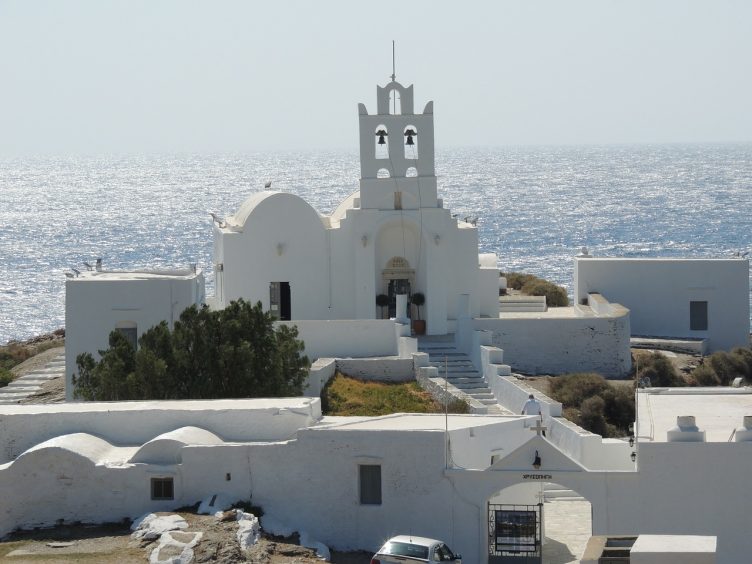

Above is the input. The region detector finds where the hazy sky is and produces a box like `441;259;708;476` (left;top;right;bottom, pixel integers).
1;1;750;154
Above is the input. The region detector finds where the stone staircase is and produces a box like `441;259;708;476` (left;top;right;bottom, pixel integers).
418;336;507;415
499;295;547;313
0;353;65;405
543;482;586;502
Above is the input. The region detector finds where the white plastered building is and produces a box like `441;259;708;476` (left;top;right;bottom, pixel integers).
575;256;750;353
213;79;500;334
65;267;205;400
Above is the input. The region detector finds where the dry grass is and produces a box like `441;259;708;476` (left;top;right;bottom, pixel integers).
322;373;468;416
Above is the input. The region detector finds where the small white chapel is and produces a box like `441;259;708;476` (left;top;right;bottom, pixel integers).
211;78;500;333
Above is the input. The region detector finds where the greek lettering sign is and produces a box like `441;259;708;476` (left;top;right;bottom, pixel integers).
522;473;552;480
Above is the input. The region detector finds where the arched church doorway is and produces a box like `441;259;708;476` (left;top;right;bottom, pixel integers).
488;482;592;564
382;256;415;318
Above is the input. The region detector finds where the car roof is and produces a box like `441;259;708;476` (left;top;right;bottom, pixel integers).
385;535;442;547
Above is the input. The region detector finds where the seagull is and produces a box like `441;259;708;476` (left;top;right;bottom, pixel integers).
265;180;272;189
83;261;93;270
64;272;74;278
470;217;478;226
463;216;470;223
209;212;227;228
72;268;81;276
742;251;750;258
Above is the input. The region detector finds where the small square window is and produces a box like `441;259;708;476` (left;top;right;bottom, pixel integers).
359;464;382;505
151;477;174;500
690;301;708;331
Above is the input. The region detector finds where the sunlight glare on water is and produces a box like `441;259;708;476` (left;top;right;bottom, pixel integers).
1;144;750;344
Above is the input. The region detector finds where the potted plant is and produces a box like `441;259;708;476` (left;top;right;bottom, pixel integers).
410;292;426;335
376;294;389;319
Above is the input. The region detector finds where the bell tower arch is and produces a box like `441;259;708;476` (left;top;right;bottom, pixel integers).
357;78;438;210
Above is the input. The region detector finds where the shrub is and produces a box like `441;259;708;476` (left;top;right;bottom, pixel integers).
75;299;309;401
635;351;684;387
0;369;13;388
707;351;747;385
731;347;752;380
579;396;616;438
690;364;721;386
549;373;609;407
600;385;636;434
501;272;569;306
520;279;569;307
550;373;634;437
502;272;537;290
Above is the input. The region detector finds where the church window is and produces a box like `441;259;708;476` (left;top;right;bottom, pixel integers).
359;464;382;505
394;191;402;210
404;126;418;159
405;166;417;178
690;301;708;331
151;477;174;500
375;125;389;159
377;168;391;179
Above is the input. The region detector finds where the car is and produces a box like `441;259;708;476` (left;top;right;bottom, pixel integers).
370;535;462;563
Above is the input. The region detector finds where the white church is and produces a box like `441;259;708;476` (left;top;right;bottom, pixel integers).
3;76;751;563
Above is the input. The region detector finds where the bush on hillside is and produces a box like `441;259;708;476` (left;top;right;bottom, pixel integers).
707;351;748;385
579;396;617;438
635;351;685;387
549;373;610;407
503;272;537;290
520;279;569;307
0;369;12;388
549;372;634;437
690;364;721;387
74;299;309;401
501;272;569;306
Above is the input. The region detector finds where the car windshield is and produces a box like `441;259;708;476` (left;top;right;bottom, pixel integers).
381;541;429;559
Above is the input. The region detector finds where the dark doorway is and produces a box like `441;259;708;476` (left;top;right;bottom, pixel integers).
387;279;411;318
270;281;291;321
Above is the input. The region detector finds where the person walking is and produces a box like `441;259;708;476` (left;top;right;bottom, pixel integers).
521;393;542;416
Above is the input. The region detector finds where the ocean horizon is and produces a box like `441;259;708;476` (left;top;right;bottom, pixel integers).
1;143;751;346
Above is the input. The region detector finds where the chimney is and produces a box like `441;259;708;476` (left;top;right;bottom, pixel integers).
734;416;752;442
95;258;102;272
667;416;706;442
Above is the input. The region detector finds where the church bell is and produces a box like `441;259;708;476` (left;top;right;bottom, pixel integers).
376;130;388;145
404;128;415;145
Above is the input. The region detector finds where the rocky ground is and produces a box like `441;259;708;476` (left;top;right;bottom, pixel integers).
0;512;373;563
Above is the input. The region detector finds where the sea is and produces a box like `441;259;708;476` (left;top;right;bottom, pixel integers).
1;144;751;346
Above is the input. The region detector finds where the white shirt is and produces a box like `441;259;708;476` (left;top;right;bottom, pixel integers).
522;398;541;415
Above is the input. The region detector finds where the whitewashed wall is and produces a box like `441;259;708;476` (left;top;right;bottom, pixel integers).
65;272;204;401
0;399;320;464
575;257;750;352
473;307;632;377
277;319;400;359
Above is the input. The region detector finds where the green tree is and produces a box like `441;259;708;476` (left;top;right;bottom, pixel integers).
74;299;309;401
74;330;138;401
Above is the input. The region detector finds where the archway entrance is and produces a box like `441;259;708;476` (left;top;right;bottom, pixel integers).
487;482;592;564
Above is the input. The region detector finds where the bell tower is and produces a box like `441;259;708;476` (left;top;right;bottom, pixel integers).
357;79;438;210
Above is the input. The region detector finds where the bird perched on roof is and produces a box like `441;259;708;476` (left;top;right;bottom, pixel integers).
83;261;93;271
72;268;81;276
64;272;74;278
265;180;272;189
209;212;227;228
